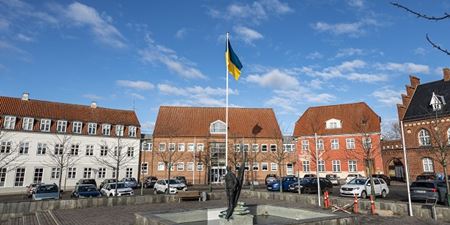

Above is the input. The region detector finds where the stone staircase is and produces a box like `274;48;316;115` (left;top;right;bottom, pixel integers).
0;211;59;225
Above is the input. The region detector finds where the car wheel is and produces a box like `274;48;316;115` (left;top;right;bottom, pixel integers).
361;191;367;199
381;190;387;198
109;193;113;197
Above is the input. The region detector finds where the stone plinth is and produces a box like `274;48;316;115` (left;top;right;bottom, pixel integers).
219;214;254;225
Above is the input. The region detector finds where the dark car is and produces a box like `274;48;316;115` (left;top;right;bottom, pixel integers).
325;174;340;186
289;178;333;194
410;180;448;205
143;176;158;188
26;183;40;198
76;179;97;188
99;179;117;189
372;174;391;186
303;174;317;178
121;177;139;189
267;176;298;192
265;174;278;185
416;173;436;181
175;176;187;185
71;184;102;198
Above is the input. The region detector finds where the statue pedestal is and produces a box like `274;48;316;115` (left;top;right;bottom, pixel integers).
219;214;254;225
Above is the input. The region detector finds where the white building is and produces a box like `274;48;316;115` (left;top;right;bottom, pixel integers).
0;93;140;191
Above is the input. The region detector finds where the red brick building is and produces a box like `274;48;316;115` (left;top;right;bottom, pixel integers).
382;68;450;180
141;106;292;185
293;102;383;179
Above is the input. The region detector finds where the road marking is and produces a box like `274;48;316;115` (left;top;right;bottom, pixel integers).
48;210;61;225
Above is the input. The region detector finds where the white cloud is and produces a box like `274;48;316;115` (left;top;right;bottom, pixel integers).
306;51;323;60
116;80;154;90
372;87;402;105
82;94;103;100
175;28;187;39
63;2;126;48
311;18;378;37
139;36;206;79
413;47;426;56
347;0;364;8
335;48;364;58
246;69;299;90
16;33;34;42
233;25;263;45
347;72;387;82
376;62;430;74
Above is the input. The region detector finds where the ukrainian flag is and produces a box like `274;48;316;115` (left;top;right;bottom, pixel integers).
225;39;243;80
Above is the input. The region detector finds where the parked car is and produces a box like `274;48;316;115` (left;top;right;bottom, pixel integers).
99;179;117;189
303;174;317;178
175;176;187;185
121;177;139;189
340;178;389;199
100;182;134;197
326;174;340;186
345;174;364;184
153;179;184;194
143;176;158;188
289;178;333;193
71;184;102;198
410;180;448;205
372;174;391;186
416;173;436;181
32;183;60;201
267;176;298;192
76;179;97;188
265;174;278;185
26;183;40;198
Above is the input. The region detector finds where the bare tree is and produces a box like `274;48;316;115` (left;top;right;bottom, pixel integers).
382;121;401;140
92;137;137;196
263;138;291;193
155;137;187;194
391;2;450;56
194;137;213;189
0;130;24;172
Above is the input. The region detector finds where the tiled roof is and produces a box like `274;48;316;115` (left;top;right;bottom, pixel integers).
0;96;140;126
153;106;282;138
403;79;450;121
293;102;381;136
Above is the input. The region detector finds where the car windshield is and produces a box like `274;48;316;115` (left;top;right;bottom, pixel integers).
411;182;435;188
36;185;58;193
348;178;367;185
79;185;97;192
168;180;180;184
109;183;126;189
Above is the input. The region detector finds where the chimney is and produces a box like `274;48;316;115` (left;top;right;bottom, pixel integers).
444;68;450;82
409;75;420;88
21;92;29;101
90;101;97;109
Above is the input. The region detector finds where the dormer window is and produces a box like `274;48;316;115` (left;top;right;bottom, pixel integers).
40;119;51;132
3;116;16;129
73;121;82;134
128;126;137;137
22;117;34;131
115;125;124;137
326;119;342;129
88;123;97;135
430;92;446;111
102;124;111;136
210;120;226;134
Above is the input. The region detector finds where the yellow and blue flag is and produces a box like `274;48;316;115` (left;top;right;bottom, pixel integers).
225;39;243;80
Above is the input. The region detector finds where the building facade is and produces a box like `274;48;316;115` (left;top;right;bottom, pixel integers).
0;93;140;190
141;106;293;185
293;102;383;178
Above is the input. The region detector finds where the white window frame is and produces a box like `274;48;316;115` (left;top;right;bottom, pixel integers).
22;117;34;131
68;167;76;179
187;143;195;151
318;160;325;172
83;168;92;179
418;129;431;146
271;163;278;171
346;138;355;149
178;143;185;151
115;125;124;137
159;143;166;151
0;168;6;187
261;144;268;152
303;160;310;172
331;139;339;150
187;162;194;171
301;140;309;151
51;167;60;179
197;143;204;151
0;141;12;153
98;168;106;179
127;147;134;157
326;119;342;129
102;124;111;136
363;137;372;149
252;144;259;152
33;168;44;183
3;116;16;129
243;144;249;152
37;143;47;155
40;119;51;132
57;120;67;133
70;144;79;155
128;126;137;137
348;160;357;172
19;142;29;154
73;121;83;134
141;163;148;174
88;123;97;135
177;162;185;171
332;160;341;172
157;162;165;171
270;144;277;152
422;158;434;172
261;162;268;171
100;145;108;156
209;120;226;134
85;145;94;156
126;168;133;178
169;143;176;151
317;139;324;151
197;162;203;171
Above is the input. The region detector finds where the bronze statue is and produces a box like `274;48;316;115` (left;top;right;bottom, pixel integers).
224;153;246;220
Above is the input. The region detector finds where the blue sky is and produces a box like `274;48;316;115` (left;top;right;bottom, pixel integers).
0;0;449;134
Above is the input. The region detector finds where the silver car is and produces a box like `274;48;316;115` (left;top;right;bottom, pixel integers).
32;184;60;201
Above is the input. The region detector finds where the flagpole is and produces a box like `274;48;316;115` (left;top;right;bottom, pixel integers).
400;121;413;216
225;32;229;170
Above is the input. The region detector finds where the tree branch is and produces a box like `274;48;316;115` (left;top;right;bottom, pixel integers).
391;2;450;21
426;34;450;56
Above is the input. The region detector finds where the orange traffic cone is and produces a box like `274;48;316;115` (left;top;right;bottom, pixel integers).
370;195;376;215
353;193;359;214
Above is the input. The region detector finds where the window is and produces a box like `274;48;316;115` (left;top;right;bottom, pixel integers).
332;160;341;172
261;144;268;152
3;116;16;129
102;124;111;136
243;144;249;152
252;144;259;152
98;168;106;178
19;142;29;154
114;146;122;156
346;138;355;149
422;158;434;172
127;147;134;157
33;168;43;183
270;144;277;152
54;144;63;155
88;123;97;135
177;162;185;171
286;163;293;175
159;143;166;151
271;163;278;171
317;139;324;151
348;160;357;172
301;140;309;151
157;162;165;171
115;125;124;136
210;120;226;134
234;144;240;152
303;160;310;172
141;163;148;174
57;120;67;133
142;142;152;151
318;160;325;172
40;119;51;132
331;139;339;150
128;126;137;137
418;129;431;146
363;137;372;149
112;170;116;179
252;162;259;171
70;144;79;155
178;143;185;151
14;168;25;186
0;168;6;187
100;145;108;156
51;168;60;179
197;162;203;171
126;168;133;178
73;121;82;134
169;143;176;151
68;168;76;179
83;168;92;178
85;145;94;156
187;143;195;151
37;143;47;155
187;162;194;171
326;119;341;129
22;117;34;131
284;144;294;152
261;162;268;171
197;143;204;151
0;141;11;153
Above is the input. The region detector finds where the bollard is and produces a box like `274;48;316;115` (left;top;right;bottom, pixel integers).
323;191;329;208
370;195;376;215
353;193;358;214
